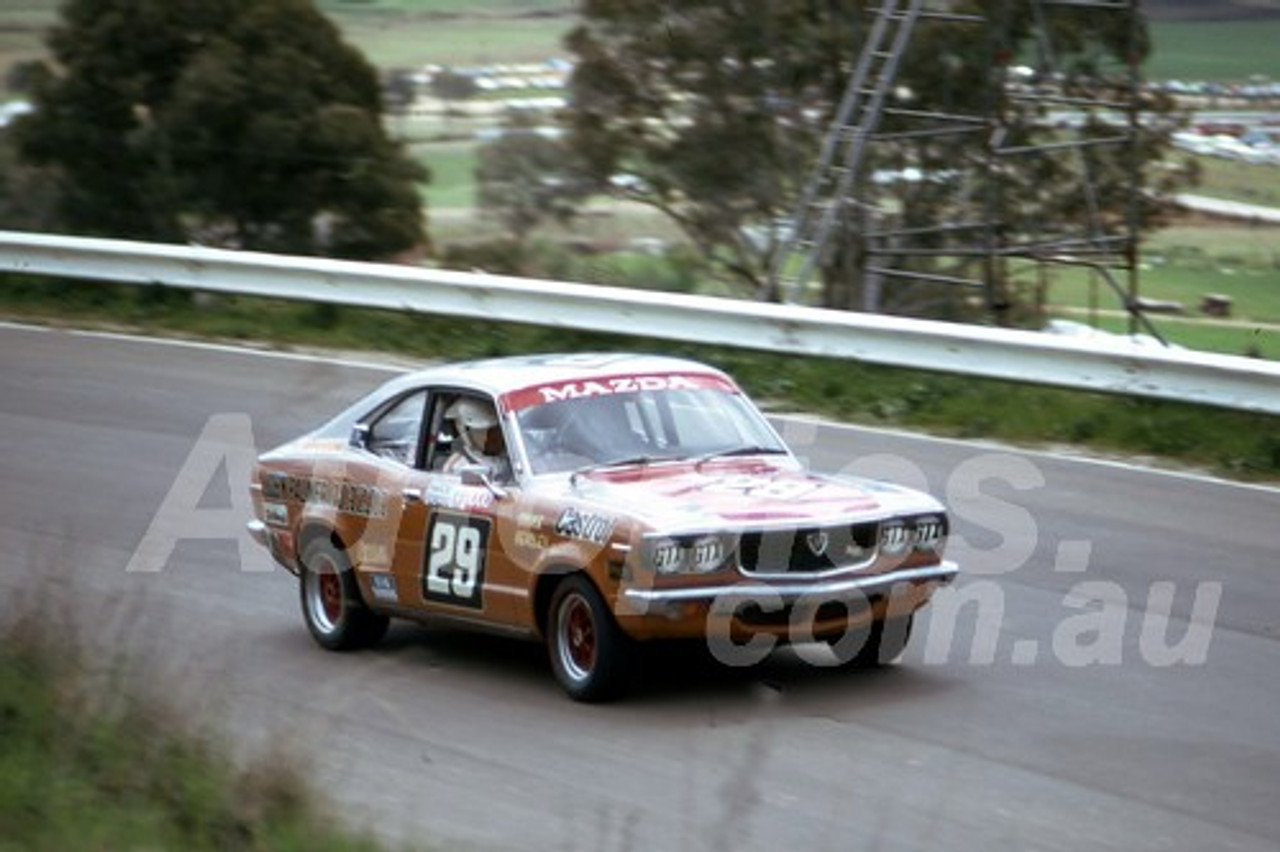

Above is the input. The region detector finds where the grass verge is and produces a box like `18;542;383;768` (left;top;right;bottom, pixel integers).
2;275;1277;482
0;569;391;851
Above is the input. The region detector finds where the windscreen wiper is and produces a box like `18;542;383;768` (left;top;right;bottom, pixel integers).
570;454;673;485
692;445;788;469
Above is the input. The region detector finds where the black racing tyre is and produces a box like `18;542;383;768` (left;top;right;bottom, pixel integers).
299;538;390;651
831;613;914;668
546;574;631;702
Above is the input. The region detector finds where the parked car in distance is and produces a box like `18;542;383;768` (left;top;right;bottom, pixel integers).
248;353;958;700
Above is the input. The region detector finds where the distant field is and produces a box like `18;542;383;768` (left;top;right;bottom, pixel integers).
1049;224;1280;318
318;0;564;12
1040;222;1280;358
0;3;56;72
318;1;571;65
1060;311;1275;359
412;141;476;207
1192;157;1280;208
333;12;1280;79
1145;20;1280;81
327;14;570;67
5;3;1278;80
0;2;574;72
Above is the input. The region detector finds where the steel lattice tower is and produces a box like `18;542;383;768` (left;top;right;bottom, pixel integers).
770;0;1163;341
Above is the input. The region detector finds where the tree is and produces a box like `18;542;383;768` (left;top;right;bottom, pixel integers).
567;1;851;300
0;132;60;233
475;114;591;244
11;0;427;259
564;0;1192;319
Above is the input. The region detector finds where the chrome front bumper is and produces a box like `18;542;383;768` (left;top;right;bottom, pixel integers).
622;561;959;608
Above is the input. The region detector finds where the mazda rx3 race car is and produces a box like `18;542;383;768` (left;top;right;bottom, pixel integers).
248;353;958;701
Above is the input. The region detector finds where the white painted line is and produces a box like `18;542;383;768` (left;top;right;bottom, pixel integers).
19;321;410;374
778;413;1280;495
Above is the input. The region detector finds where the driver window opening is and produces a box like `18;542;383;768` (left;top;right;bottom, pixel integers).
428;393;513;483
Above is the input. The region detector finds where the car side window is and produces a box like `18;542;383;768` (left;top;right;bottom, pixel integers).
366;390;427;465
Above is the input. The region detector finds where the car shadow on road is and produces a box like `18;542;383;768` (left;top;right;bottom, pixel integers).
627;641;959;708
364;623;959;709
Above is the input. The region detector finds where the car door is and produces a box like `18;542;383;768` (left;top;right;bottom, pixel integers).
349;388;432;610
389;390;524;626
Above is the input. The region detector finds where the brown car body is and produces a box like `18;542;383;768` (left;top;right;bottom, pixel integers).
248;353;957;700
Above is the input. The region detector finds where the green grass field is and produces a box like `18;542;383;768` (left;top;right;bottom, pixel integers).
1145;19;1280;82
318;0;565;11
4;3;1277;80
0;1;574;72
1192;157;1280;209
310;1;573;66
1046;224;1280;316
1033;221;1280;358
413;141;477;207
329;15;570;67
1060;311;1276;358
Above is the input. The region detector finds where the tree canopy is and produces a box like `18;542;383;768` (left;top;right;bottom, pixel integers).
10;0;427;259
475;115;591;244
564;0;1192;318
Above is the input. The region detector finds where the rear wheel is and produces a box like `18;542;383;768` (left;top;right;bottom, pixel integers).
832;614;914;668
546;575;631;702
300;538;389;651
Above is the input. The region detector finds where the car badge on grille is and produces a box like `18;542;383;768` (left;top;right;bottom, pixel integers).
805;531;829;557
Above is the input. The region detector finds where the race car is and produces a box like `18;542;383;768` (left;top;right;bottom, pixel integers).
247;353;957;701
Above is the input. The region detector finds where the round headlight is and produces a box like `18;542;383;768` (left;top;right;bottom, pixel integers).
652;539;685;574
688;535;725;573
879;520;911;556
651;535;727;574
913;515;945;552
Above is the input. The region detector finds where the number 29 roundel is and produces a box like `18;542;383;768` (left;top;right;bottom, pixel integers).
423;512;490;610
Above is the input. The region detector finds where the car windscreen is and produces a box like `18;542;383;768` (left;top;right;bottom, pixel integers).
514;388;787;475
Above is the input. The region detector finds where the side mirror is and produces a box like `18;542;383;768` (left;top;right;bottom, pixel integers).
458;464;509;500
350;423;371;450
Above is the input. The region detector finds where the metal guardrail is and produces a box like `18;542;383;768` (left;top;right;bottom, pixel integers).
2;230;1277;415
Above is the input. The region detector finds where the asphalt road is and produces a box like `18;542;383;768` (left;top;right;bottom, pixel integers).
2;322;1277;852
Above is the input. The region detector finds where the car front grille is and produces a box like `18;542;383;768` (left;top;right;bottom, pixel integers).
738;522;880;575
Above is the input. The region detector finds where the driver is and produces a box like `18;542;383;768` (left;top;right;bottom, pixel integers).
443;397;511;481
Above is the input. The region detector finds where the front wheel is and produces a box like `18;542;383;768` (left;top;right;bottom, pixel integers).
299;538;389;651
546;575;631;702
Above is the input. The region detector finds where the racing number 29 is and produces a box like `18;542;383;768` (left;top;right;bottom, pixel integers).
423;512;490;609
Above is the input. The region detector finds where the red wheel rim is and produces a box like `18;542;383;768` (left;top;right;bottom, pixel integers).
558;594;597;680
320;572;343;625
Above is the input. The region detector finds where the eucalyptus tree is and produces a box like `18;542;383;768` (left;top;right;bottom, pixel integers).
13;0;427;259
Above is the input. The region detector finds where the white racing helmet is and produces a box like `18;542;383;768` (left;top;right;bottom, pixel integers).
446;397;499;455
446;397;498;431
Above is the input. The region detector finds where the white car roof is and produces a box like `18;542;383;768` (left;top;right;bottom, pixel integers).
387;352;734;398
311;353;736;439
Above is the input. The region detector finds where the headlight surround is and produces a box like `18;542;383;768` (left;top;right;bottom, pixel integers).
648;533;731;575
